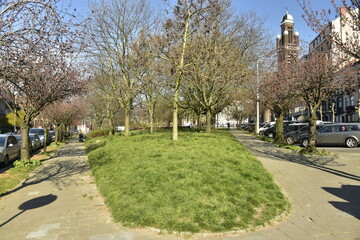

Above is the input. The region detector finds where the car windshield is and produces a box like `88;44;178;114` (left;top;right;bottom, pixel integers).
0;137;5;147
29;129;44;135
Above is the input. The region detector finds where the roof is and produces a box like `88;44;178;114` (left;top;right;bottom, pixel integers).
281;11;294;25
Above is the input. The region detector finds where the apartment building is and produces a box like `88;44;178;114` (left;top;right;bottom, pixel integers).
280;7;360;122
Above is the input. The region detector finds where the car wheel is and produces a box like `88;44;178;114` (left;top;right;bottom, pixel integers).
345;137;358;148
4;155;9;167
286;136;295;145
268;133;273;138
301;138;309;148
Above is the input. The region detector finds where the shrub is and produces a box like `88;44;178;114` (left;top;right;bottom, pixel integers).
13;159;41;168
86;129;110;139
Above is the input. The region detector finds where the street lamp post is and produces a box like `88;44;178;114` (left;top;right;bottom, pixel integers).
255;60;260;135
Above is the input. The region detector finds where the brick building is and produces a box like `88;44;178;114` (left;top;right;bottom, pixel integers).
276;12;300;65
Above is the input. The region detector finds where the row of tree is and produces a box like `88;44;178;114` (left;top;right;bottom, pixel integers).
85;0;271;139
0;0;86;161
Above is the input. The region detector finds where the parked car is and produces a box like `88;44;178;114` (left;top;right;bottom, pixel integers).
247;123;255;133
29;134;42;152
264;125;290;138
299;123;360;148
284;125;324;145
259;122;275;135
49;130;55;141
29;128;50;147
0;134;20;167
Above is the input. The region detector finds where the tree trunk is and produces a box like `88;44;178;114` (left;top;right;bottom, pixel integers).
20;123;31;161
196;111;201;132
205;109;212;134
172;78;179;140
43;128;48;153
148;101;155;134
55;124;61;143
306;107;318;153
124;107;131;137
60;124;65;141
109;116;114;136
172;10;190;141
331;102;336;123
274;111;285;144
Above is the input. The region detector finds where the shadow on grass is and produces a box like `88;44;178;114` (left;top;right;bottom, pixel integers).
0;140;89;198
323;185;360;220
231;130;360;182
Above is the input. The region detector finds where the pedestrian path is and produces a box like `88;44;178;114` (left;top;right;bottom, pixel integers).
225;129;360;240
0;133;359;240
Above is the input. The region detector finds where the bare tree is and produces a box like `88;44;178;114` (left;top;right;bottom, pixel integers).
87;0;154;137
157;0;219;140
87;74;122;135
182;9;270;133
259;63;299;143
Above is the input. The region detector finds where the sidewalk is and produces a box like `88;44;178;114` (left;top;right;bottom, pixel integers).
225;129;360;240
0;133;359;239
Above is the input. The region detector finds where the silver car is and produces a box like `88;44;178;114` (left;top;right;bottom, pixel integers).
299;123;360;148
285;125;324;145
0;134;20;167
29;134;42;152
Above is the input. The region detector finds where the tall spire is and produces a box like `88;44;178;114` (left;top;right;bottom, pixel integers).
276;11;299;67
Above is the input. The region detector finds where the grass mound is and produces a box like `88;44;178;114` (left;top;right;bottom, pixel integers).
87;130;289;234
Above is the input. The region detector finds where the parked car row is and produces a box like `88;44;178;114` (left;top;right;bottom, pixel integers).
240;121;360;148
0;128;55;167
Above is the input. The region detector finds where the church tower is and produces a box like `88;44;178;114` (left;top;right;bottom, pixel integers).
276;12;299;66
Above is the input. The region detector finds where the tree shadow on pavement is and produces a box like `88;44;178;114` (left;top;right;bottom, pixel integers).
231;131;360;182
0;194;57;227
0;142;90;198
323;185;360;220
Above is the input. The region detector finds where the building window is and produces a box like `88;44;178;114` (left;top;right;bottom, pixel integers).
350;96;355;106
338;97;343;108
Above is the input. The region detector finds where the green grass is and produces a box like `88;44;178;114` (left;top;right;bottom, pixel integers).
86;130;289;234
0;166;36;196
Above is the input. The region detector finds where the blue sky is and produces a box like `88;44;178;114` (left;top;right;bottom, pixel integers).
66;0;335;43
